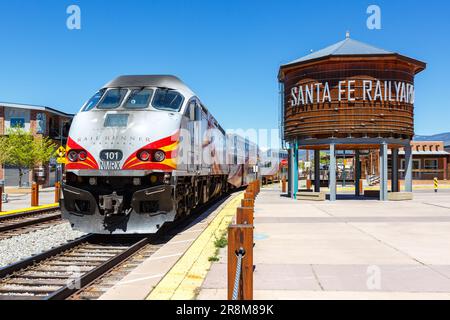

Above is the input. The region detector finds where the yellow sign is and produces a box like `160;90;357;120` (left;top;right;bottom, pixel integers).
57;157;66;164
57;146;66;158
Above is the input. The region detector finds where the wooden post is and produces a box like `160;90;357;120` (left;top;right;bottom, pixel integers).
359;179;364;195
282;177;287;193
55;182;61;204
241;198;254;208
227;224;253;300
236;207;254;225
244;191;255;200
31;182;39;207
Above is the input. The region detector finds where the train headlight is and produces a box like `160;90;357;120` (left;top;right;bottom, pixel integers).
68;150;79;162
78;150;88;161
153;150;166;162
137;150;151;162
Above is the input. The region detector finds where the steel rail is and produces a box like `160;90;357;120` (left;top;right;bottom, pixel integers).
0;234;95;279
0;210;62;233
46;236;150;300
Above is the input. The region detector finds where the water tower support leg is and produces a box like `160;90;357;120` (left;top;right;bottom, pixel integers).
329;144;336;201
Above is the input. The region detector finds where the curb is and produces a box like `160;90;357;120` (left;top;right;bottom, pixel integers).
0;203;59;217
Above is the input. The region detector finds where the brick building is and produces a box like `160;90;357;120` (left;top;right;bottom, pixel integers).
0;102;73;187
360;141;449;181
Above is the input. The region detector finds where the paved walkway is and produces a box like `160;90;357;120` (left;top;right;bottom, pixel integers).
198;186;450;300
1;187;57;212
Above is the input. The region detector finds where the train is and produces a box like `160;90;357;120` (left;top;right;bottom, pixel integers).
61;75;260;234
259;148;288;184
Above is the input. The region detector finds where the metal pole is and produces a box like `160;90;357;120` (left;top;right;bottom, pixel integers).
342;150;346;187
404;144;413;193
292;141;299;199
379;143;388;201
329;143;336;201
355;150;361;197
392;148;399;192
314;149;321;192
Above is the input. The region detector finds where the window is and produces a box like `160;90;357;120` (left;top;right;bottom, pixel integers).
97;89;128;110
104;114;129;127
82;89;105;112
10;118;25;128
424;159;438;170
124;89;153;109
152;89;184;112
401;159;421;170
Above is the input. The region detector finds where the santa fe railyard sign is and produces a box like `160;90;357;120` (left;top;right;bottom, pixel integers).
289;79;415;107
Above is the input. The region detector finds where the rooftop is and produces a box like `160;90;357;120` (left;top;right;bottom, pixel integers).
283;37;392;66
0;102;74;118
279;35;426;74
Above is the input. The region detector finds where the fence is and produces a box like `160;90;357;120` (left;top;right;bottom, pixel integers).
227;180;259;300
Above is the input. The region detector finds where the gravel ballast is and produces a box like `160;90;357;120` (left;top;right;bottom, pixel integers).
0;222;86;268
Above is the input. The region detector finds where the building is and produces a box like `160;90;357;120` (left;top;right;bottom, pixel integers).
278;34;426;201
0;102;73;187
395;141;449;180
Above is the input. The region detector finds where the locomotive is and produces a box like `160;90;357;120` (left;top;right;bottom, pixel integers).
61;75;258;234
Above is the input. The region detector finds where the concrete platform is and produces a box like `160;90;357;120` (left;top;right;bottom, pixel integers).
1;187;56;212
198;186;450;300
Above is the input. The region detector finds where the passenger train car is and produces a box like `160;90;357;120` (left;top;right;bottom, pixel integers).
61;75;258;234
259;148;288;184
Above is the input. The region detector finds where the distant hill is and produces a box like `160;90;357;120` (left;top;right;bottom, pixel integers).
414;132;450;146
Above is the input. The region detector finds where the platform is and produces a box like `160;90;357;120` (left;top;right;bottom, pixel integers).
0;187;57;214
198;185;450;300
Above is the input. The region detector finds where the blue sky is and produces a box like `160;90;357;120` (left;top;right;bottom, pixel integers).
0;0;448;135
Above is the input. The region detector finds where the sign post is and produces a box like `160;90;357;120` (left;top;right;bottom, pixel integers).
56;146;66;183
434;177;438;193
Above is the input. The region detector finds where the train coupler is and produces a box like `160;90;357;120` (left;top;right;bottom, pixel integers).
99;192;123;216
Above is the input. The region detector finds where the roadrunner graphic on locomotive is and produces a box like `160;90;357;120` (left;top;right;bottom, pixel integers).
62;75;258;234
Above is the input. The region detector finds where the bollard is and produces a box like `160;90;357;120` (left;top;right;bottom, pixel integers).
228;224;253;300
241;198;254;208
31;182;39;207
55;182;61;203
244;191;255;200
359;179;364;195
306;179;312;190
236;207;254;225
434;177;438;193
282;177;287;193
0;186;2;212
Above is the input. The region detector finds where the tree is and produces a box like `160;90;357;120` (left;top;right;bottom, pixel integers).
4;127;57;187
0;136;9;167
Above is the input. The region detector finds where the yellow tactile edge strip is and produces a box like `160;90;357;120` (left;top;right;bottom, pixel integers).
147;192;244;300
0;203;59;217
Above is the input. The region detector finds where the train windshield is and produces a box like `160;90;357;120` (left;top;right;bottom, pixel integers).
97;88;128;110
81;89;106;112
152;89;184;112
124;88;154;109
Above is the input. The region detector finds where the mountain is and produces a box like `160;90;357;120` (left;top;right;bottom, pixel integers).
414;132;450;146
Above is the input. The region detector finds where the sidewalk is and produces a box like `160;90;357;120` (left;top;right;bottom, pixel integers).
198;185;450;300
1;187;57;212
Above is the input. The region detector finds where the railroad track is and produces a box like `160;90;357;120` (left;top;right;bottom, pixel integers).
0;190;241;300
68;243;162;300
0;208;63;240
0;234;156;300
